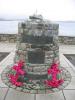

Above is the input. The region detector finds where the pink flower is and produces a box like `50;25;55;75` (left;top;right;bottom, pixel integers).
58;79;64;85
12;60;26;75
18;60;24;68
47;68;51;75
8;60;26;87
47;63;60;75
12;65;18;70
9;74;23;86
13;66;25;75
9;74;18;84
51;63;58;69
14;82;23;86
18;69;25;75
46;63;64;87
44;79;64;88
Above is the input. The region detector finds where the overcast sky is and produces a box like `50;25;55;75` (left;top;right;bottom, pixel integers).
0;0;75;21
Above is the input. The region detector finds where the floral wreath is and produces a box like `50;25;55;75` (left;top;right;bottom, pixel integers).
8;60;64;88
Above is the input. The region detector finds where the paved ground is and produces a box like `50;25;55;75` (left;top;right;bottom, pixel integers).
0;43;75;100
0;52;9;62
64;54;75;66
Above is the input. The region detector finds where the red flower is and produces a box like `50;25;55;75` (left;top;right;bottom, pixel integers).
44;79;64;88
18;69;25;75
51;63;58;69
9;74;18;84
18;60;24;68
12;60;26;75
47;63;61;75
9;74;23;86
46;63;64;87
8;60;26;86
14;82;23;87
12;65;18;70
47;68;51;75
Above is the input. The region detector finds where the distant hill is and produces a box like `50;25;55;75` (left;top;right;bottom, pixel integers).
0;15;27;21
0;18;6;21
0;18;25;21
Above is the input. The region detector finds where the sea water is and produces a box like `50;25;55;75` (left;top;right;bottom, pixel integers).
0;21;75;36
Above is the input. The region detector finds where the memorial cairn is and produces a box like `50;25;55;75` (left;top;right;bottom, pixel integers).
1;14;71;94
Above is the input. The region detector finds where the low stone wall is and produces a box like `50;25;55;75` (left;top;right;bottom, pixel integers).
0;34;17;43
0;34;75;45
59;36;75;45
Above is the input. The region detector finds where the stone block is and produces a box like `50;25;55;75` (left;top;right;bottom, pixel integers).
18;23;22;28
27;66;33;71
52;24;59;30
45;51;53;56
45;60;53;64
41;71;47;75
18;54;25;61
20;29;23;33
53;57;59;63
1;36;7;41
33;66;47;72
20;43;25;47
9;39;15;43
26;43;31;48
